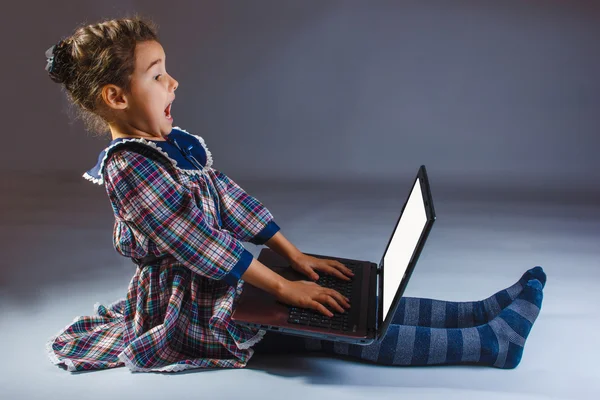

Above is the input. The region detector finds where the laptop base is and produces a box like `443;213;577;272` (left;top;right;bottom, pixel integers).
232;248;378;345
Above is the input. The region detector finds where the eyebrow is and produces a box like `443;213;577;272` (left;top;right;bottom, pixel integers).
146;58;163;72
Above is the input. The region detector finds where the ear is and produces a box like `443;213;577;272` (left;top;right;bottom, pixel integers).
101;84;128;110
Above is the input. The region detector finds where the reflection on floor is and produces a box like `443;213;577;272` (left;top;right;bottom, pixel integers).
1;172;598;400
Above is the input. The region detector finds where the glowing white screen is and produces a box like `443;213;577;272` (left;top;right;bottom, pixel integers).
381;178;428;322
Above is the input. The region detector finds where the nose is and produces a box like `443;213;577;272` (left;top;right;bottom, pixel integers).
172;76;179;92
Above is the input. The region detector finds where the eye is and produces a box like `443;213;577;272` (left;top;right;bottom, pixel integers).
154;74;162;81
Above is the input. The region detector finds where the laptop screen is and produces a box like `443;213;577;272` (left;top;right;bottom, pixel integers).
381;177;428;323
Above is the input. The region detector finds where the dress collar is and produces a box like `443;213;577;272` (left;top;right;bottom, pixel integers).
82;126;214;185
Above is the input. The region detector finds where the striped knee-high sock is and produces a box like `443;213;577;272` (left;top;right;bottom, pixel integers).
309;279;544;369
393;267;546;328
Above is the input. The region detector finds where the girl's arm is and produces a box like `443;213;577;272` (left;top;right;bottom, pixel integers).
210;170;306;264
264;231;303;263
105;150;255;286
105;151;348;314
210;168;281;244
240;257;287;296
241;254;349;316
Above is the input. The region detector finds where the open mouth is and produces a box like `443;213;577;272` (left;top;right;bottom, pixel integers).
164;102;173;120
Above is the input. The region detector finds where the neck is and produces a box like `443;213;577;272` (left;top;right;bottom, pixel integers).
109;123;168;142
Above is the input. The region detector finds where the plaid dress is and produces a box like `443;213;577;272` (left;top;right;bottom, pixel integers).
46;127;281;373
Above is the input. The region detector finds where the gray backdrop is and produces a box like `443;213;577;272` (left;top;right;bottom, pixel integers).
3;0;599;191
1;1;599;399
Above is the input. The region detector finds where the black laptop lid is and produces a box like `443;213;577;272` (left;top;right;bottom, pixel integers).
376;165;436;338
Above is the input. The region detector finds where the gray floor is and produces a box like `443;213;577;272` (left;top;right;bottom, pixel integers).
1;172;598;400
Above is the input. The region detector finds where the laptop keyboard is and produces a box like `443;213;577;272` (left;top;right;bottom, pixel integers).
287;261;359;331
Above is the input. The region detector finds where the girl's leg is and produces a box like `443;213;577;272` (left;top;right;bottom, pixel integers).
304;279;544;369
252;278;544;369
393;266;546;328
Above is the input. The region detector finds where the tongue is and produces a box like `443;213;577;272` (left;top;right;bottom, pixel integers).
165;104;171;116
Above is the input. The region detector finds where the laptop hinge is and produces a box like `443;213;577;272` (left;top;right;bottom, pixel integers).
366;263;379;333
375;261;383;334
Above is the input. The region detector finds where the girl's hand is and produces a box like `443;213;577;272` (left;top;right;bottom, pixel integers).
290;253;355;282
275;279;351;317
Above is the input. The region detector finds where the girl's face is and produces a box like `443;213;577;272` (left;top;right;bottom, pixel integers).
104;40;179;140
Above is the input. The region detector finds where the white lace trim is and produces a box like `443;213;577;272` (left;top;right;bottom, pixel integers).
237;329;267;350
46;297;257;373
115;326;259;372
116;350;228;373
82;171;103;185
93;297;128;316
45;298;128;372
45;318;79;372
82;127;213;185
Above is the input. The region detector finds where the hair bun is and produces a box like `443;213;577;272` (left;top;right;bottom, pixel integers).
45;40;71;84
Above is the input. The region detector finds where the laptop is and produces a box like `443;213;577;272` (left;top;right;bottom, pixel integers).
231;165;436;345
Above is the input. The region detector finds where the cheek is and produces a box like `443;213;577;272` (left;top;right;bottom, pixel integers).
150;91;164;112
131;84;160;114
140;97;161;117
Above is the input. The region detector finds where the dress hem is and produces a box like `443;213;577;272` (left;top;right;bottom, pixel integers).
45;297;257;373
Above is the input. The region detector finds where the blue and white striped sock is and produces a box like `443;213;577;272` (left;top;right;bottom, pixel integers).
309;278;544;369
393;266;546;328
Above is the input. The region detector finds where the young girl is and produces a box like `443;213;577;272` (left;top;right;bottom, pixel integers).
45;16;545;373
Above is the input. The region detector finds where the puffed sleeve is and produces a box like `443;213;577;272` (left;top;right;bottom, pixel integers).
103;149;254;286
209;168;281;245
